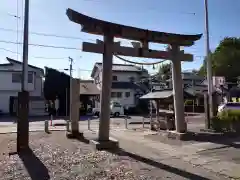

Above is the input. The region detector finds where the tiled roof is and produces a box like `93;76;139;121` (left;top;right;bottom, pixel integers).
91;62;148;77
0;57;44;74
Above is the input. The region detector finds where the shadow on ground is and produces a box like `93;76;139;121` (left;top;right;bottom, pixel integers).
18;148;50;180
73;132;211;180
145;130;240;149
186;131;240;149
107;148;212;180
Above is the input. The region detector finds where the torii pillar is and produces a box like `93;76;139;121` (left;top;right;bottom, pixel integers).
98;34;113;139
93;33;119;150
170;45;186;133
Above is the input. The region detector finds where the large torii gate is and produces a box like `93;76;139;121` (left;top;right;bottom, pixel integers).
66;9;202;149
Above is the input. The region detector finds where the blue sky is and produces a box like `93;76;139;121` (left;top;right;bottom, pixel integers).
0;0;239;79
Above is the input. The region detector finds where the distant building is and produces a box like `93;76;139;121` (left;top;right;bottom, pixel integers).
151;82;168;91
0;57;45;115
91;63;149;108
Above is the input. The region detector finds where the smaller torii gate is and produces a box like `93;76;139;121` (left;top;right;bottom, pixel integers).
66;9;202;149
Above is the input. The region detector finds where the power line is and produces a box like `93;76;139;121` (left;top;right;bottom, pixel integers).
0;40;81;50
0;47;67;60
0;27;95;41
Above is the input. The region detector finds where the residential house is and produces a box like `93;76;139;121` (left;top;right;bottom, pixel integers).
91;63;149;108
0;57;45;115
167;72;205;88
151;82;168;91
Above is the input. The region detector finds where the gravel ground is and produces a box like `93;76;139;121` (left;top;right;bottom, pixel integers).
0;132;230;180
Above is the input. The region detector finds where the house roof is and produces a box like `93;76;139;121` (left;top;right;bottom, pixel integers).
140;90;173;100
91;62;147;77
80;81;100;95
140;89;194;100
0;57;44;74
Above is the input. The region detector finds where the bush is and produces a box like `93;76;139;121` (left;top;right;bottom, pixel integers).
211;110;240;132
218;110;240;122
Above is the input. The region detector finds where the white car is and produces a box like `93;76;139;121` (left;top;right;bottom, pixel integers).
218;102;240;113
92;101;124;117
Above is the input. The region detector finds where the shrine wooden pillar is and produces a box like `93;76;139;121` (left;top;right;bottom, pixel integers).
171;45;186;133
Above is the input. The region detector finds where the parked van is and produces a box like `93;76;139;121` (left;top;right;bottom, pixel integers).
92;101;124;117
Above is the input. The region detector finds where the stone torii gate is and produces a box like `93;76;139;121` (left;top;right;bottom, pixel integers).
66;9;202;149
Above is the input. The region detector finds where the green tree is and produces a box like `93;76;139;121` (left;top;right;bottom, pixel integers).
157;63;171;81
198;37;240;82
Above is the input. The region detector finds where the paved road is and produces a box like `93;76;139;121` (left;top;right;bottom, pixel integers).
0;114;206;133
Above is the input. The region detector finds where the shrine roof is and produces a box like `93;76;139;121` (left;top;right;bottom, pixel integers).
66;8;202;47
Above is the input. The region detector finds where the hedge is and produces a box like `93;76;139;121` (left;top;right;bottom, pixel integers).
211;110;240;132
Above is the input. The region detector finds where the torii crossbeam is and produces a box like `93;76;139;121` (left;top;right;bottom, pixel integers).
66;8;202;149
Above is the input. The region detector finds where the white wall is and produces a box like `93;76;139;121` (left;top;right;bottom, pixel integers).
94;69;148;87
111;89;135;108
0;63;43;113
0;91;17;113
0;71;35;91
92;67;148;108
112;72;142;82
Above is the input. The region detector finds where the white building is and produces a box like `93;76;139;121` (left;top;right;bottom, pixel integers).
91;63;149;108
0;57;45;115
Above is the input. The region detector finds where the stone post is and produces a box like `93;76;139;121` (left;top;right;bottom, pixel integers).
71;78;80;136
98;34;114;141
17;91;29;152
171;45;186;133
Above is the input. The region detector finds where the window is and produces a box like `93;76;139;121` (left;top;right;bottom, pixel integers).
111;92;122;98
112;75;118;81
28;73;33;83
125;92;130;97
117;92;122;98
12;73;21;83
114;104;122;108
112;102;121;107
12;72;33;83
111;92;117;98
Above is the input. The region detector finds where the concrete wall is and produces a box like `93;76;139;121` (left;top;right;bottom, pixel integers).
110;89;135;108
94;69;148;86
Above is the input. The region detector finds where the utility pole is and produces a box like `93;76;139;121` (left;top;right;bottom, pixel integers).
69;57;73;122
22;0;29;91
204;0;213;118
66;57;82;138
64;57;73;132
17;0;29;152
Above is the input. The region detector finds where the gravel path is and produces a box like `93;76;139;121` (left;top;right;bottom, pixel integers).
0;132;231;180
